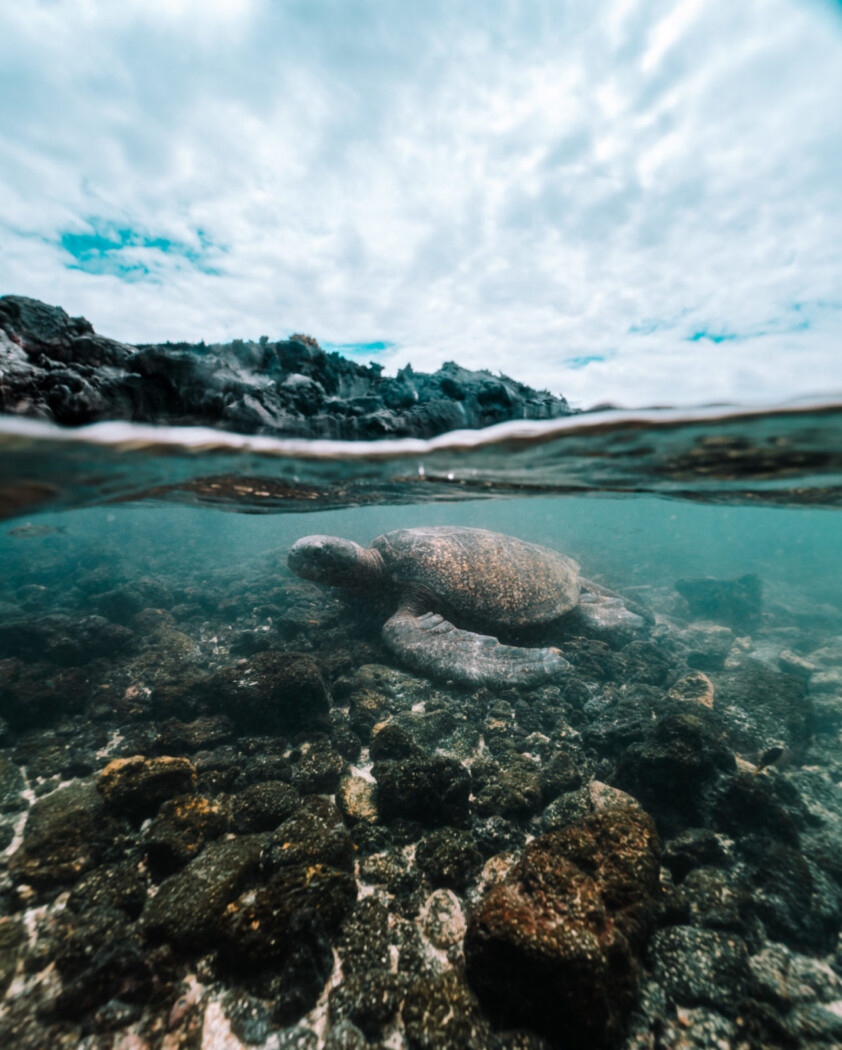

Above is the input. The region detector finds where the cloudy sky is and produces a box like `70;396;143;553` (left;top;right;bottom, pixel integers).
1;0;841;408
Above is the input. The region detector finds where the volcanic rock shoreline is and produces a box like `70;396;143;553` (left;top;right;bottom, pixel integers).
0;295;574;440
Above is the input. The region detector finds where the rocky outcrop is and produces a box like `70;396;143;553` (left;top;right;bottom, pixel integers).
0;295;573;439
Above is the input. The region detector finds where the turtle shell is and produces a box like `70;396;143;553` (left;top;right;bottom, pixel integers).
371;526;580;629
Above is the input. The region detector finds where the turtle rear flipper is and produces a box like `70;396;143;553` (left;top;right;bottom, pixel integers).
382;608;571;688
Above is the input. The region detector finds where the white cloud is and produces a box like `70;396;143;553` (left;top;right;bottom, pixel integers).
1;0;841;408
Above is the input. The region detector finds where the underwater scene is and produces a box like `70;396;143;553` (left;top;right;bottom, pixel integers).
1;405;842;1050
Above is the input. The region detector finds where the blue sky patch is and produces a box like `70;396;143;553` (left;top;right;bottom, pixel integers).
323;340;397;356
564;355;606;369
59;220;221;280
687;331;739;344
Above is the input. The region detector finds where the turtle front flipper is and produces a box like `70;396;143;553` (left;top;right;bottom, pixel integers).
382;608;571;688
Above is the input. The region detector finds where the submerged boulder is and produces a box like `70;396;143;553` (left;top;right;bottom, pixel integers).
465;803;660;1048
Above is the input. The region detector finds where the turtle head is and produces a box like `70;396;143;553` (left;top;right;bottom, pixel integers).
288;534;377;588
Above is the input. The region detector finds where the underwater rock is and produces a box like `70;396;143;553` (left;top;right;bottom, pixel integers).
329;970;409;1041
218;862;356;966
667;670;715;708
291;739;347;794
540;779;637;832
465;804;661;1048
336;773;379;825
142;833;267;948
324;1020;368;1050
734;834;840;953
254;910;336;1027
9;779;119;889
156;714;234;753
0;614;134;667
97;754;197;820
0;294;572;438
471;754;544;818
416;827;483;891
675;573;763;632
614;713;736;835
662;828;729;883
710;660;811;753
144;794;231;877
373;755;471;827
402;971;491;1050
681;867;752;935
420;888;467;950
0;753;25;813
0;918;25;997
677;622;736;672
66;859;148;919
210;651;330;734
336;897;392;976
649;925;749;1014
231;779;300;832
261;795;354;875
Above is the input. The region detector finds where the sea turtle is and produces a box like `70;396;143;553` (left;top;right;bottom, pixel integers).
288;525;644;688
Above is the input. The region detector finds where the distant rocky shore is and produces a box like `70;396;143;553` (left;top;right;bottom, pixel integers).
0;296;573;439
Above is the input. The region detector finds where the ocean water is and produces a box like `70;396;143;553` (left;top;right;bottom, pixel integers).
1;401;841;1049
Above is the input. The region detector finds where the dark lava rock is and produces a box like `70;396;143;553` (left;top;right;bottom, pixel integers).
373;756;471;827
98;754;197;819
266;911;335;1026
0;753;25;813
736;833;840;953
262;796;354;875
156;714;234;753
471;755;543;818
66;859;149;919
232;780;300;832
218;862;356;966
359;846;422;901
649;925;749;1013
370;719;419;760
336;898;392;975
614;713;735;835
465;804;661;1049
662;828;728;882
711;660;811;752
142;833;267;948
416;827;482;891
52;921;155;1021
712;773;803;847
0;295;572;439
675;573;762;631
329;970;408;1040
222;989;274;1045
471;815;527;856
144;794;231;877
292;740;347;794
9;780;122;890
402;971;491;1050
210;652;329;734
682;867;751;934
324;1020;368;1050
0;614;133;667
0;661;91;731
0;918;24;997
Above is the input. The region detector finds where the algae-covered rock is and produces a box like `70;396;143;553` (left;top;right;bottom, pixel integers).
142;833;267;948
98;754;197;819
9;780;115;889
261;796;354;875
373;755;471;826
465;804;660;1049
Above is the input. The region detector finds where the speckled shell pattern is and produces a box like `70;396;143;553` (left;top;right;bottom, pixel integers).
371;526;581;629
